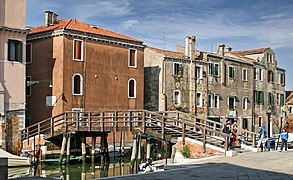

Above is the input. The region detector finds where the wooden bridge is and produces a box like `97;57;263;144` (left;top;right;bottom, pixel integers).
20;110;258;163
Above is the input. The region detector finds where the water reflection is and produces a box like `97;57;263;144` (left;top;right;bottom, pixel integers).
40;161;132;180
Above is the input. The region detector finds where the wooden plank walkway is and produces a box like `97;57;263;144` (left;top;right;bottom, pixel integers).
20;110;258;152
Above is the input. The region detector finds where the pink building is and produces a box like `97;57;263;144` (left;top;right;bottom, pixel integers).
0;0;26;152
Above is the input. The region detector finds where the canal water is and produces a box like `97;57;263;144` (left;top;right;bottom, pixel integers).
8;161;135;179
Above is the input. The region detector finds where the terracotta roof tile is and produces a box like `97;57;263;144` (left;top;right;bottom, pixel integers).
29;19;142;43
229;47;270;56
147;46;186;59
224;52;255;63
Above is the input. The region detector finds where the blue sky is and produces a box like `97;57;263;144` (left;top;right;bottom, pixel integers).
27;0;293;90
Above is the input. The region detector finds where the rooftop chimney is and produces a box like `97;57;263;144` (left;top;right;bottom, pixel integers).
45;11;58;26
185;36;196;59
226;46;232;52
217;44;225;56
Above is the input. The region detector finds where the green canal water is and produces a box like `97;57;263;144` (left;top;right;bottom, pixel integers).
8;161;135;179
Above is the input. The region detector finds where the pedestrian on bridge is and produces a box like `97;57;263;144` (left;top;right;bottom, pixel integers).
280;128;288;152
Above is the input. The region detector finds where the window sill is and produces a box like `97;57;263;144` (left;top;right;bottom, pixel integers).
128;66;137;69
128;97;137;99
73;94;83;96
73;59;83;62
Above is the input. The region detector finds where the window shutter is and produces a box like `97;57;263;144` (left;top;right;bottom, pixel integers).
179;64;183;76
18;42;23;62
8;40;11;60
130;49;136;67
74;40;82;60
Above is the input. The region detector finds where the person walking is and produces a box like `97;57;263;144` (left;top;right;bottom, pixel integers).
280;128;289;152
257;124;267;149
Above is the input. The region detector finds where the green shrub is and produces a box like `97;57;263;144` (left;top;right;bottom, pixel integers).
181;145;191;158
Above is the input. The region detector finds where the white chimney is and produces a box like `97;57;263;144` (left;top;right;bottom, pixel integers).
217;44;225;56
185;36;196;59
45;11;58;26
226;46;232;52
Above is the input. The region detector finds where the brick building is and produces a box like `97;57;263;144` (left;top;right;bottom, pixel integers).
26;12;145;127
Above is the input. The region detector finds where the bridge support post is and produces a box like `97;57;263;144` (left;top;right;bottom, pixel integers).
101;133;110;163
81;136;86;163
59;134;67;164
146;140;151;160
171;144;176;164
66;133;71;164
91;136;96;163
130;138;137;172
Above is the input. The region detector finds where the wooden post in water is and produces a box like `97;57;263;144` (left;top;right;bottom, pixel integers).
130;138;137;172
101;134;105;164
170;144;176;164
104;133;110;162
59;134;67;164
66;133;71;164
91;136;96;163
81;135;86;163
121;132;125;159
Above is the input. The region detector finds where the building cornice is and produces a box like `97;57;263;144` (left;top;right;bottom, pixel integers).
0;26;27;34
27;29;145;49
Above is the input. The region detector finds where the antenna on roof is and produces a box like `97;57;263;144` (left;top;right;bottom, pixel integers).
211;42;213;53
163;32;166;50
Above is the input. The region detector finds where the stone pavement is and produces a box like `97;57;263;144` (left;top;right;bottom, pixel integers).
100;151;293;180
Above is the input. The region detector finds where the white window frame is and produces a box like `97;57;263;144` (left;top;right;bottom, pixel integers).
26;43;32;64
214;63;220;77
214;94;220;109
173;62;182;77
196;92;203;107
242;68;247;81
254;68;258;80
128;78;137;98
73;39;84;61
128;48;137;68
196;65;203;79
228;66;235;79
173;90;181;106
72;73;83;95
208;63;213;76
72;108;84;122
259;68;263;81
228;96;236;109
242;97;248;110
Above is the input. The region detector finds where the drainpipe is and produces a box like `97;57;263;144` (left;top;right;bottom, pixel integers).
162;58;167;111
252;67;255;132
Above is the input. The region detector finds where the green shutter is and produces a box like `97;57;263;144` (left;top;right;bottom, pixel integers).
8;40;11;60
18;42;23;62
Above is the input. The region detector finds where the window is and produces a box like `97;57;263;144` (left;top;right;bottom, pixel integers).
72;73;83;95
214;63;219;76
259;69;263;81
254;91;264;105
208;94;213;108
268;92;274;105
128;79;136;98
277;93;279;105
280;73;285;86
196;92;202;107
243;118;248;129
128;48;137;68
26;76;31;96
208;63;213;75
242;97;248;110
214;95;219;109
196;65;202;79
289;107;293;114
242;69;247;81
26;43;32;63
73;39;83;61
258;116;262;127
268;71;274;83
228;96;235;109
228;66;234;79
8;39;23;62
254;68;257;80
173;90;181;105
173;62;183;77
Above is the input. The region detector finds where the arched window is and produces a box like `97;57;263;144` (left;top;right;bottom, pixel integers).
128;79;136;98
72;73;83;95
173;90;181;105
